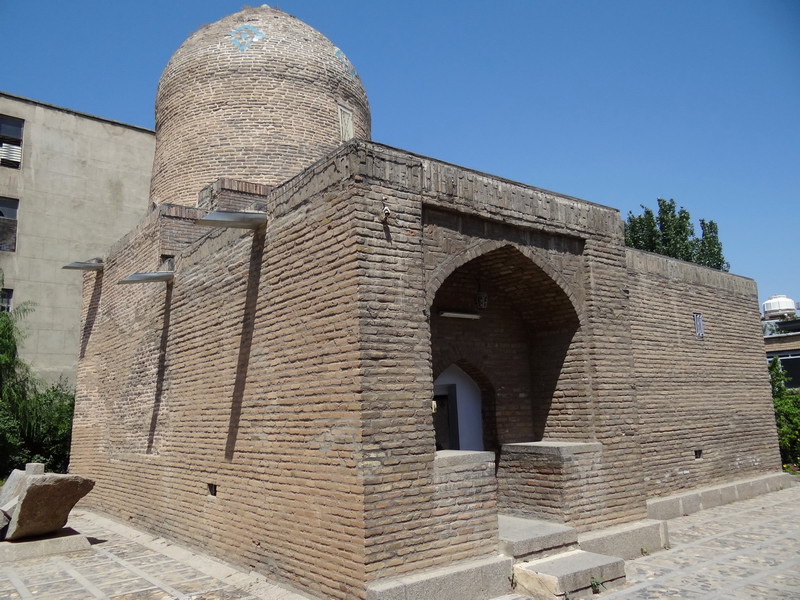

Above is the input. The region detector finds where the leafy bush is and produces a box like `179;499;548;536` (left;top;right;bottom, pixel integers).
0;303;75;477
769;357;800;466
1;379;75;474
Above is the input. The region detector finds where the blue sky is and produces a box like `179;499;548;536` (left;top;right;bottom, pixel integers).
2;0;798;308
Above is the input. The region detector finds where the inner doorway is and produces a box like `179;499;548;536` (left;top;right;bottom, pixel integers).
433;364;483;451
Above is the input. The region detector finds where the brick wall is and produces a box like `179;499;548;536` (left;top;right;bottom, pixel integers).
351;141;648;581
497;441;604;529
576;236;648;527
197;178;272;212
72;140;783;600
627;249;781;496
432;451;498;551
74;166;370;598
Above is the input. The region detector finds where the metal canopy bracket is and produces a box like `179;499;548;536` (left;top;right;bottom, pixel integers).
194;210;268;229
62;261;104;271
118;272;175;284
440;311;480;320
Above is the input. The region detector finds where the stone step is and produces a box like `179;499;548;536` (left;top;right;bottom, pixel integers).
367;554;513;600
578;518;668;560
498;514;578;561
513;549;625;600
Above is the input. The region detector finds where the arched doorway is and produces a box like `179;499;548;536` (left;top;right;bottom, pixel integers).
429;244;582;452
433;364;484;451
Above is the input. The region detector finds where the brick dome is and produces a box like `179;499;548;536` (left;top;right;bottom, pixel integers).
149;5;371;206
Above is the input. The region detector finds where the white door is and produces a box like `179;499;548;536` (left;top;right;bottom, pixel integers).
433;364;483;451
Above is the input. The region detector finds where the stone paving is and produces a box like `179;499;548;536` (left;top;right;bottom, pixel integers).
0;510;310;600
598;482;800;600
0;483;798;599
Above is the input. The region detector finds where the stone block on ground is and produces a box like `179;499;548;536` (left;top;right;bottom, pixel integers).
513;550;625;599
735;480;757;500
646;496;681;520
698;487;724;509
0;527;90;561
767;472;797;491
719;484;739;505
1;498;18;537
3;474;94;541
680;492;702;515
647;473;797;522
0;470;26;506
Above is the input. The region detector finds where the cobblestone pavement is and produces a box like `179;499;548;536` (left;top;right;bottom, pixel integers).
1;484;798;599
0;510;310;600
598;483;800;599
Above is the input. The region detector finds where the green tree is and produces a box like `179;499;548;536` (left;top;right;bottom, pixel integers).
624;198;730;271
657;198;695;262
624;205;660;255
0;276;75;477
695;219;730;271
769;357;800;466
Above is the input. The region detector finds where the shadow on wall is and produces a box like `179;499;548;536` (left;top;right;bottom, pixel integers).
225;228;266;461
147;282;173;454
530;328;578;441
80;271;104;360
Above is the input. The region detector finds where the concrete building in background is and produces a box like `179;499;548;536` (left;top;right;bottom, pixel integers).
67;7;789;600
763;294;800;387
0;92;154;382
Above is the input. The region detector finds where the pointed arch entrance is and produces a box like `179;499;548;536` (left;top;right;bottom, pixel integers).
429;244;583;452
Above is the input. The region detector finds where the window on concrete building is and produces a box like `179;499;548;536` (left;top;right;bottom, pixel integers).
769;352;800;389
693;312;704;338
0;289;13;312
0;115;23;169
338;105;354;142
0;197;19;252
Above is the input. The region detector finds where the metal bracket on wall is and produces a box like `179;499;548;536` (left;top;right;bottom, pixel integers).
193;210;268;229
62;260;104;271
118;272;174;284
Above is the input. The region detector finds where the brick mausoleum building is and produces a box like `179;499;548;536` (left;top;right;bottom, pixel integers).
69;6;787;600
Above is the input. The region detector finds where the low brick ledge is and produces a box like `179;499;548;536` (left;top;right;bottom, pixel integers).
647;472;797;520
434;450;496;468
502;440;603;457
